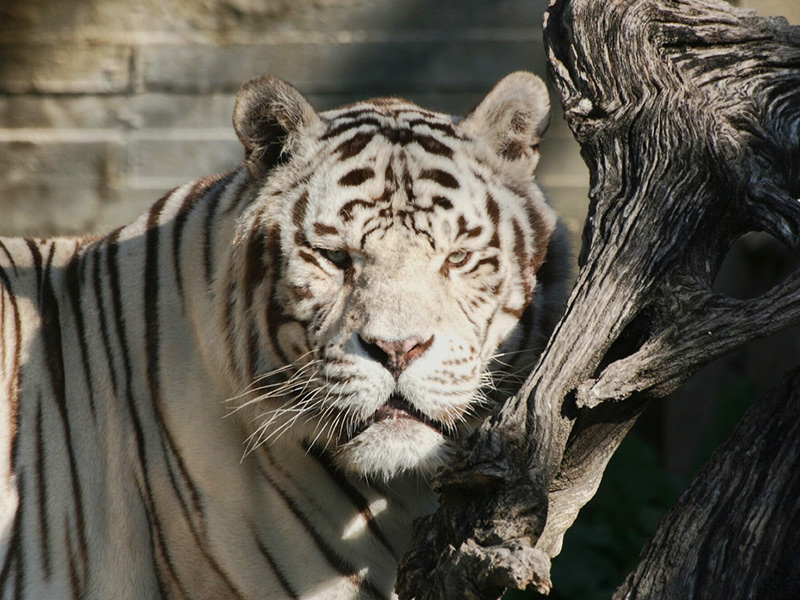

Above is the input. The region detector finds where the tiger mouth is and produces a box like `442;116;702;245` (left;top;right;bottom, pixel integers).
352;394;451;438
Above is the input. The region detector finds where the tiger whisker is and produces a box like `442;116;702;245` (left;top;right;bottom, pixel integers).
228;379;324;416
225;361;323;417
225;355;322;402
240;380;331;457
227;354;320;399
308;390;341;444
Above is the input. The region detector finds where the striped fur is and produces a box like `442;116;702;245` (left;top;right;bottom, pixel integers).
0;72;569;599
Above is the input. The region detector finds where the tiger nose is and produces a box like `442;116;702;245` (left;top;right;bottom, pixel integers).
358;334;435;379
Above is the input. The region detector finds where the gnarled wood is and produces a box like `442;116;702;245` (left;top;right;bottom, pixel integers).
396;1;800;598
614;366;800;599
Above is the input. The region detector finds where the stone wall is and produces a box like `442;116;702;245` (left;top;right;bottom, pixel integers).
1;0;797;238
0;0;589;238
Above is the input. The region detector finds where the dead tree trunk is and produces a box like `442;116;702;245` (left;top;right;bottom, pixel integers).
396;0;800;599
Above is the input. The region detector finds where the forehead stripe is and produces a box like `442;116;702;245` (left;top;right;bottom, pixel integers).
334;131;376;160
419;169;460;189
466;255;500;275
330;125;454;161
485;193;501;225
412;134;453;158
512;218;535;303
457;215;483;238
313;223;339;236
321;117;382;141
338;167;375;187
291;191;309;228
339;199;373;222
406;118;460;139
432;196;453;210
528;210;551;271
298;249;322;269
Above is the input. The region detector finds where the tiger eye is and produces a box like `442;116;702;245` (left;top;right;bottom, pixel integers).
446;249;471;267
319;248;351;269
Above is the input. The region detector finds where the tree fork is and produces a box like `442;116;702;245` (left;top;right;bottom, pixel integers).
396;0;800;598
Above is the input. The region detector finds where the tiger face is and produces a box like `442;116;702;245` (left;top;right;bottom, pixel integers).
225;73;564;479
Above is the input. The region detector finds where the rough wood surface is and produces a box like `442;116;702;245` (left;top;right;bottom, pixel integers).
396;0;800;598
614;367;800;599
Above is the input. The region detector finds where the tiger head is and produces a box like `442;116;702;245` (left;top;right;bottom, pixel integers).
222;73;567;480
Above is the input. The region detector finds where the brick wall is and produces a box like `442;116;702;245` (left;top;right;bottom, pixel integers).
1;0;797;238
0;0;589;238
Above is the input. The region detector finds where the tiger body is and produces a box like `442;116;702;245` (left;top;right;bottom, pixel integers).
0;73;568;599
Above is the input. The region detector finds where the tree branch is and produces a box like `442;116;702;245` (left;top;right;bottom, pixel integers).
580;267;800;407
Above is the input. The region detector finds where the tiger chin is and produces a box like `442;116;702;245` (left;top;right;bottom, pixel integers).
0;72;569;599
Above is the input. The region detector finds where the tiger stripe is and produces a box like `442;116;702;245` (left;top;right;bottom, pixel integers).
173;177;214;304
64;249;97;421
41;241;92;592
256;458;390;600
338;168;375;187
304;446;400;561
33;400;48;578
254;534;300;599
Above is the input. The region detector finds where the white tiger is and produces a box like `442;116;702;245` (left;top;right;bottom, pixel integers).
0;72;569;599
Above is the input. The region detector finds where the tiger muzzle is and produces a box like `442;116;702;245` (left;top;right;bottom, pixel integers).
358;334;435;379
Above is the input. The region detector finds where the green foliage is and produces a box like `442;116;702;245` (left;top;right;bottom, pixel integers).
549;434;681;600
689;379;754;475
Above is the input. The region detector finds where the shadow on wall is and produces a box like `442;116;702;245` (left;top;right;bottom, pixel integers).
0;0;555;100
0;0;587;238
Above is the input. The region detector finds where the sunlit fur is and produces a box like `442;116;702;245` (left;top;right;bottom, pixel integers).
0;72;569;599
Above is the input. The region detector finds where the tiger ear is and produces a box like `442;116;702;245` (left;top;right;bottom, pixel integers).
459;71;550;162
233;75;321;178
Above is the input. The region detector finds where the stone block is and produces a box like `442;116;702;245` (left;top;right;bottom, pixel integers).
0;94;238;130
0;0;228;41
0;183;103;237
140;38;547;94
0;96;121;129
0;0;545;43
292;0;542;34
0;86;552;132
124;135;241;182
0;44;132;94
94;184;166;233
0;139;118;185
0;136;129;235
125;94;236;129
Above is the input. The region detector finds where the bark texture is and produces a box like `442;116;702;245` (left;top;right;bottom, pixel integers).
614;367;800;599
396;0;800;598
